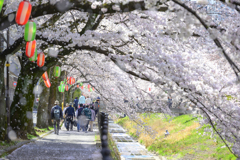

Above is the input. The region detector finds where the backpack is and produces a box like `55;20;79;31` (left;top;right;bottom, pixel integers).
82;108;91;119
94;102;99;110
54;107;60;120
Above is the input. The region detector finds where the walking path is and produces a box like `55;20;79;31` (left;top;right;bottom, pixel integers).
3;123;102;160
108;118;164;160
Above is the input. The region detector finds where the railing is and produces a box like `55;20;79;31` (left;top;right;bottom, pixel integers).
98;112;112;160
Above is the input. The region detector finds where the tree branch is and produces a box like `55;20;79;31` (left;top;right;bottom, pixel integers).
171;0;240;78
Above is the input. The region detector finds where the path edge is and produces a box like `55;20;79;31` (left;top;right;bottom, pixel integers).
0;129;54;158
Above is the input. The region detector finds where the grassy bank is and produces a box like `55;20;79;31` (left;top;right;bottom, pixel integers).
116;114;236;160
27;126;53;139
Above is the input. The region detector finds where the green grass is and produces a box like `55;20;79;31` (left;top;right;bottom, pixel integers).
148;124;210;157
116;114;237;160
0;152;8;158
95;134;100;142
27;133;37;140
116;116;129;126
108;133;121;160
27;127;53;139
0;140;18;147
34;127;53;135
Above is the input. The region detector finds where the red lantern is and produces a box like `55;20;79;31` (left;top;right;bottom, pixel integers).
42;71;48;81
68;77;75;85
73;78;75;84
88;89;90;92
149;87;151;91
65;85;69;91
87;84;90;89
37;52;45;67
67;77;70;84
26;40;36;58
77;85;79;88
44;79;51;88
92;87;95;91
81;86;84;89
16;0;32;25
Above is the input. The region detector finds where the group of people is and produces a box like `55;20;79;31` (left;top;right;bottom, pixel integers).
50;94;101;135
124;97;140;109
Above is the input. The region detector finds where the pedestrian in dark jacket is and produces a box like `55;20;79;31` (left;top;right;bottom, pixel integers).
123;97;128;103
51;100;63;135
94;97;100;117
168;96;172;108
75;104;84;132
89;106;96;132
74;97;79;110
81;105;92;133
65;102;75;131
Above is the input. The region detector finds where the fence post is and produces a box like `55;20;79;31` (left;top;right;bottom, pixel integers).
98;112;112;160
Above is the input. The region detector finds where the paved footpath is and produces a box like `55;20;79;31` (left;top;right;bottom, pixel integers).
3;123;102;160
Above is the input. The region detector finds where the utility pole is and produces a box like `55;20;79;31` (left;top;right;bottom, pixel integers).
62;71;67;110
62;91;64;110
6;28;10;141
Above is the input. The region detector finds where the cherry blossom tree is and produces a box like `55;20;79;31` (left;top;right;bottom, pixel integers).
0;0;240;158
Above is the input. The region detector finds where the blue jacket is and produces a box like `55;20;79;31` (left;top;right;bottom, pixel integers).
76;107;84;118
65;106;75;117
78;96;86;104
74;98;78;108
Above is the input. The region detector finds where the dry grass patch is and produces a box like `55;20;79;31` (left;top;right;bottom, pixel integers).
164;123;200;144
116;114;237;160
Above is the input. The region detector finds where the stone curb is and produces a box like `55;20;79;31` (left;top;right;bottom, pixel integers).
0;129;54;158
93;121;101;148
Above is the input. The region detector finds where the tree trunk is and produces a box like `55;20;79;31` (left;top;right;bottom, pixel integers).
9;56;64;138
0;56;6;140
66;90;71;103
9;59;43;139
10;69;37;139
36;81;50;129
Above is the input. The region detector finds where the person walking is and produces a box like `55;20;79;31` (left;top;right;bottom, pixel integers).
63;103;69;129
85;96;92;105
81;105;92;133
168;96;172;108
78;94;86;105
136;96;140;108
65;102;75;131
89;106;96;132
165;130;170;137
76;104;84;132
94;97;100;117
73;97;79;111
130;97;135;109
79;105;86;132
123;97;128;103
51;100;63;135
